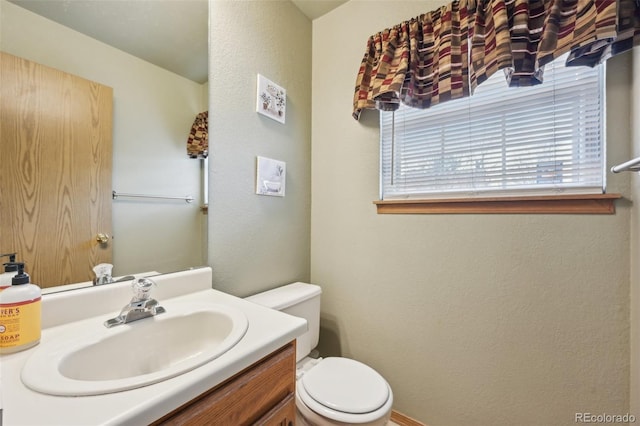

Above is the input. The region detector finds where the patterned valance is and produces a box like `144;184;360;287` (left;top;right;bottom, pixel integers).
353;0;473;118
187;111;208;159
353;0;640;120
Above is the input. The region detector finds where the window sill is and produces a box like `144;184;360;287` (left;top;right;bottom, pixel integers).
374;194;622;214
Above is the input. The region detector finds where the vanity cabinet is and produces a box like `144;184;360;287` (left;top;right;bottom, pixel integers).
153;341;296;426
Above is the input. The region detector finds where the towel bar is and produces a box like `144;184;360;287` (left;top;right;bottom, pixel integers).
112;191;194;203
611;157;640;173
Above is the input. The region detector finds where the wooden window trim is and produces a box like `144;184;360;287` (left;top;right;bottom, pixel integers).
374;194;622;215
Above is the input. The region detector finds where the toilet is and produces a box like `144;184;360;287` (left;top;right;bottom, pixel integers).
246;282;393;426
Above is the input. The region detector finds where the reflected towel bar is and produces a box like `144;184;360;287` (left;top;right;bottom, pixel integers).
611;157;640;173
112;191;194;203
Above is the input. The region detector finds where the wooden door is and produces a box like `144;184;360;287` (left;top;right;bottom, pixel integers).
0;52;113;288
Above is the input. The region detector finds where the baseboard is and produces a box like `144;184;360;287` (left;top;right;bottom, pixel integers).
391;410;427;426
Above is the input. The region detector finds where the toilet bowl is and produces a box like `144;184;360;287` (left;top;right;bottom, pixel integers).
246;283;393;425
295;356;393;426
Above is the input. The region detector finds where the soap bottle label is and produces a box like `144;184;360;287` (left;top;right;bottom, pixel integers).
0;297;41;351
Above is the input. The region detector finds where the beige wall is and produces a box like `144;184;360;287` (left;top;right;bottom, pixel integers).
7;0;632;421
1;0;208;279
312;1;631;424
207;0;312;296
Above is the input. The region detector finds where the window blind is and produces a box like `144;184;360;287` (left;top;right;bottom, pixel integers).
380;54;606;200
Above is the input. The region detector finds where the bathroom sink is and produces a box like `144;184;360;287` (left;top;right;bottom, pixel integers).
21;302;249;396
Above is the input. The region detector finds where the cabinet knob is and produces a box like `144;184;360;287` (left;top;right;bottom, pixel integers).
96;233;110;244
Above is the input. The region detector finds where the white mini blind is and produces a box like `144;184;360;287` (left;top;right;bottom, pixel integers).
380;54;606;200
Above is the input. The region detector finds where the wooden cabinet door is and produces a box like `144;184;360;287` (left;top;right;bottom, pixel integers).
255;393;296;426
0;52;113;288
153;342;296;426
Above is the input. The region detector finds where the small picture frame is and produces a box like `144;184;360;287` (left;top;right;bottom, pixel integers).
256;74;286;124
256;156;286;197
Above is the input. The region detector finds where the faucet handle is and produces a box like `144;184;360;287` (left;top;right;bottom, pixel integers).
104;277;164;328
131;277;156;302
92;263;114;286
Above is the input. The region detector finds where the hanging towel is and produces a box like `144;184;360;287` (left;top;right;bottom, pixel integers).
187;111;208;159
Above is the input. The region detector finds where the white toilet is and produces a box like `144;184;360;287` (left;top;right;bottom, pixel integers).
246;282;393;426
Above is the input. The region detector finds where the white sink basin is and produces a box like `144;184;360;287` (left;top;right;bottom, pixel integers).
21;302;249;396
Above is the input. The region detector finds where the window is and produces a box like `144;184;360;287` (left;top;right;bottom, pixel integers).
203;157;209;206
379;54;606;208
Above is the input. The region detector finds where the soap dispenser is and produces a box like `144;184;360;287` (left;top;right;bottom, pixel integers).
0;253;18;289
0;262;41;354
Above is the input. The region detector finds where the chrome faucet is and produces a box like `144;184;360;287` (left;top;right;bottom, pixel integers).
104;277;166;328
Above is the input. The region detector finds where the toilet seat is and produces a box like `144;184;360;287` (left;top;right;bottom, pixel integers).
297;357;393;423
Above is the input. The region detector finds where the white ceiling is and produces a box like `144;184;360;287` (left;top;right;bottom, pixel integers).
291;0;347;20
8;0;347;85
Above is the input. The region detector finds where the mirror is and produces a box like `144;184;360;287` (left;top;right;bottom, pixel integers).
0;0;209;290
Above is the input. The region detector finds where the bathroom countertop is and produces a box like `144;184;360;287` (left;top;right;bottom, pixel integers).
1;269;307;426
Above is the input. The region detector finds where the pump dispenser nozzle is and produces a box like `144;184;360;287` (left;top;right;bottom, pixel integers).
0;255;20;287
1;253;17;273
9;262;30;285
1;253;16;262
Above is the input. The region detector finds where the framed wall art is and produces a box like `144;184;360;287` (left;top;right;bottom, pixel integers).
256;74;286;124
256;156;286;197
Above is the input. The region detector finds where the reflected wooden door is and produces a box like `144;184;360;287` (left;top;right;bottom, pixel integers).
0;52;113;288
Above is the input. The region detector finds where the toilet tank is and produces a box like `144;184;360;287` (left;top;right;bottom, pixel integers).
245;282;321;362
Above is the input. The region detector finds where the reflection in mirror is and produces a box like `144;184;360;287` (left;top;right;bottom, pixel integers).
0;0;209;291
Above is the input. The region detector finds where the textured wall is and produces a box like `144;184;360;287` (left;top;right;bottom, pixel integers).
311;1;631;424
1;0;207;279
208;1;312;296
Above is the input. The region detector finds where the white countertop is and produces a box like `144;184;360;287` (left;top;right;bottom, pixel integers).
1;267;307;426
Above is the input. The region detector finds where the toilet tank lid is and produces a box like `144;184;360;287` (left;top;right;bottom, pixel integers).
246;282;321;310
